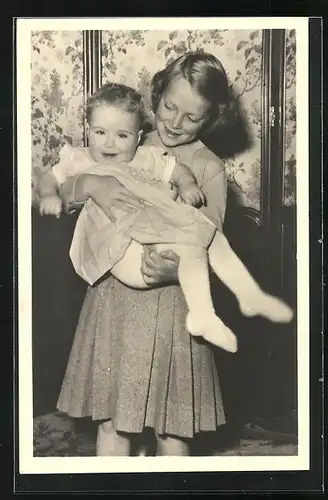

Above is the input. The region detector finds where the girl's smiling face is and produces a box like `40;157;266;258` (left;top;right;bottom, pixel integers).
88;103;142;164
155;76;211;148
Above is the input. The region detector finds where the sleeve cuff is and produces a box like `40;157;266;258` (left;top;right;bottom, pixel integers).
162;154;177;183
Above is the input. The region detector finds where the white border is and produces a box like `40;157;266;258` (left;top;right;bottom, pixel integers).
17;17;310;475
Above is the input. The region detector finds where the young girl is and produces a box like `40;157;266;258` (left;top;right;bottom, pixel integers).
38;83;293;355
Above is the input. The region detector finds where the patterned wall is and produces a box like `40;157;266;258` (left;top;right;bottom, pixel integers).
284;29;296;207
30;29;296;209
101;29;263;210
31;31;84;201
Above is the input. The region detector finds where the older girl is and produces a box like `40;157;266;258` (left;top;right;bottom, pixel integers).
56;52;275;456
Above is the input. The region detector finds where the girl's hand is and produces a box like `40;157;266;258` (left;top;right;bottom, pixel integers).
89;176;145;216
39;194;62;218
59;174;145;221
141;245;180;286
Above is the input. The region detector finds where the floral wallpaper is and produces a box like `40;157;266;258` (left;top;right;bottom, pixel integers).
284;29;296;207
101;29;263;210
30;29;296;209
31;31;84;202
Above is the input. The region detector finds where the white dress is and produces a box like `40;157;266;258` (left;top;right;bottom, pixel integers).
53;143;216;286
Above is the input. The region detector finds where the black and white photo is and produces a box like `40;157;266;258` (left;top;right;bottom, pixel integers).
16;17;310;474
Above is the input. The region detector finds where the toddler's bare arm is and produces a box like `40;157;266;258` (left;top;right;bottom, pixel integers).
37;169;62;217
169;162;206;207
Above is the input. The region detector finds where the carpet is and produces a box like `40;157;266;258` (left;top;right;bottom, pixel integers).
33;411;298;457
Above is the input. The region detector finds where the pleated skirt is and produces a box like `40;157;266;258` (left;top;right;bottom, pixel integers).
57;276;226;438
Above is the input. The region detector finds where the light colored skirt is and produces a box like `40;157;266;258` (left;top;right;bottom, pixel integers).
57;276;226;438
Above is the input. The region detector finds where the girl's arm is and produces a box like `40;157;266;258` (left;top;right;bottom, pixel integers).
200;169;227;231
59;173;145;221
190;147;227;231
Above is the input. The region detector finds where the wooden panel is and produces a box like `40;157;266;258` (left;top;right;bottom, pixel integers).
261;29;287;295
82;30;102;145
32;209;87;416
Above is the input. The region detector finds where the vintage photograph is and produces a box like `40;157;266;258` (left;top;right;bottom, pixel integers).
17;18;309;474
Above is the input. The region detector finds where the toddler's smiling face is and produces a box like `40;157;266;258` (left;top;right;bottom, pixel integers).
88;103;142;164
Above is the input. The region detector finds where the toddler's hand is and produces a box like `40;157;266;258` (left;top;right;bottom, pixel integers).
39;195;62;218
179;184;206;207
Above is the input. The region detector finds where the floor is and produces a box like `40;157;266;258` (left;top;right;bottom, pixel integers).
33;411;298;457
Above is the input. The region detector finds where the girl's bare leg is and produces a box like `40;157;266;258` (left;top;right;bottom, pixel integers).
155;434;190;456
96;420;131;456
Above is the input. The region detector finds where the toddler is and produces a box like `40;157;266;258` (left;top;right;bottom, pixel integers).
38;83;293;353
